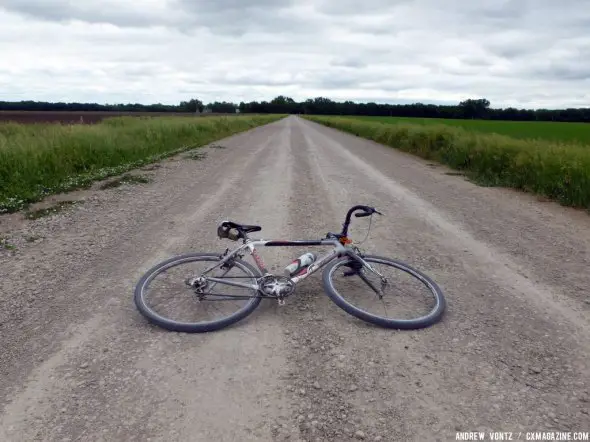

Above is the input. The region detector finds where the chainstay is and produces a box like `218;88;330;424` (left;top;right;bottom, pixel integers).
196;293;275;300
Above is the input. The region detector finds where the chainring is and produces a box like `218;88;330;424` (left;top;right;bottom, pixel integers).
259;275;295;297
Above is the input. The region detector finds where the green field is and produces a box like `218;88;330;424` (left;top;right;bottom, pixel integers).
0;115;283;214
346;116;590;145
304;115;590;211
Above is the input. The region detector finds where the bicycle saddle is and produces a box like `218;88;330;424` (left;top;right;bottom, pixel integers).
220;221;262;233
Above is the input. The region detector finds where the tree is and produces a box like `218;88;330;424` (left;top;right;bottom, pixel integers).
459;98;491;119
270;95;296;113
3;96;590;123
179;98;204;113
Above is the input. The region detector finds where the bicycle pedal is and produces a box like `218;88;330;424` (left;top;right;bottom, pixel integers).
278;299;286;306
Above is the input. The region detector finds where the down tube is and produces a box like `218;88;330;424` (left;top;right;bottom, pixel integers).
249;240;325;273
290;249;340;284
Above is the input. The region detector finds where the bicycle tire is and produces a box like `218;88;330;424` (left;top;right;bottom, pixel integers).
134;252;263;333
322;254;446;329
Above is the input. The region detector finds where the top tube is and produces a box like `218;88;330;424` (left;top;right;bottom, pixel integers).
245;238;342;247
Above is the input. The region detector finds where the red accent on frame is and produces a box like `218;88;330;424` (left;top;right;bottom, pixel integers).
295;267;308;276
251;249;266;270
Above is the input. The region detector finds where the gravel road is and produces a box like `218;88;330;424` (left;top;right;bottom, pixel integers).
1;115;589;441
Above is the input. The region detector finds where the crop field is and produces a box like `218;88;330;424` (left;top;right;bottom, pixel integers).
0;111;237;125
304;115;590;211
0;114;283;213
347;115;590;145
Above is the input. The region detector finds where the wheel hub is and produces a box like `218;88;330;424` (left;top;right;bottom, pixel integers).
186;276;208;292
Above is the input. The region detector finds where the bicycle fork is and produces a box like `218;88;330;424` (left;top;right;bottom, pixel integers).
344;252;388;299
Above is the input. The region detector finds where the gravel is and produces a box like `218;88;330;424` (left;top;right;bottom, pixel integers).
1;116;589;440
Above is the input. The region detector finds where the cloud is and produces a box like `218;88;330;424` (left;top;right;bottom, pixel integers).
314;0;402;16
0;0;179;28
330;58;367;69
0;0;589;108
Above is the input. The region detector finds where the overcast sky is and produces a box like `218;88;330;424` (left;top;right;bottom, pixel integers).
1;0;589;108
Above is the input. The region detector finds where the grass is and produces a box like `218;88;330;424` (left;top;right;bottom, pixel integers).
0;235;16;250
184;151;208;161
0;114;284;214
99;174;152;190
141;164;162;171
303;115;590;211
344;116;590;144
24;200;83;220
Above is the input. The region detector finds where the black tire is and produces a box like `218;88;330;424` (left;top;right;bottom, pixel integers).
322;254;446;329
134;252;262;333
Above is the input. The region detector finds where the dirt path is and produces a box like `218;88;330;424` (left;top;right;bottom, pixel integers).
0;116;588;441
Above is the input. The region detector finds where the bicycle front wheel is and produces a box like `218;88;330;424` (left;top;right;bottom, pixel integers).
134;253;262;333
322;255;446;329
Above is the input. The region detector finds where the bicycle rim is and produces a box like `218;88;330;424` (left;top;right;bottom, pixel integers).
134;253;262;332
323;255;446;329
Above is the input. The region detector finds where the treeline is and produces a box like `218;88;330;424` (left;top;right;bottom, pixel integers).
2;96;590;123
242;97;590;122
0;100;180;113
0;99;239;114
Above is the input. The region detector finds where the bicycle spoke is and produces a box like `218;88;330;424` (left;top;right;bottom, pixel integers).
198;293;263;300
137;255;261;327
327;257;440;322
204;267;232;293
357;271;382;297
380;298;389;318
150;291;189;309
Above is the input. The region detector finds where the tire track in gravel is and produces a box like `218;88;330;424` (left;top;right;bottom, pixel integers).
273;120;402;442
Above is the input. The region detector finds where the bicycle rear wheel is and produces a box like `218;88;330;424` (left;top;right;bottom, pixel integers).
134;253;262;333
322;255;445;329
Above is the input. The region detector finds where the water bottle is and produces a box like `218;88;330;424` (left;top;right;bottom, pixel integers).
284;252;317;277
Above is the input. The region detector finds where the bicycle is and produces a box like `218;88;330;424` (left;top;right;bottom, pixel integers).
133;205;446;333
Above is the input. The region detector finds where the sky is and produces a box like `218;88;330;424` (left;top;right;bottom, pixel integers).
1;0;589;109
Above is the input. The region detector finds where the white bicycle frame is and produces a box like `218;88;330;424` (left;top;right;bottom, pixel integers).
201;237;380;291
